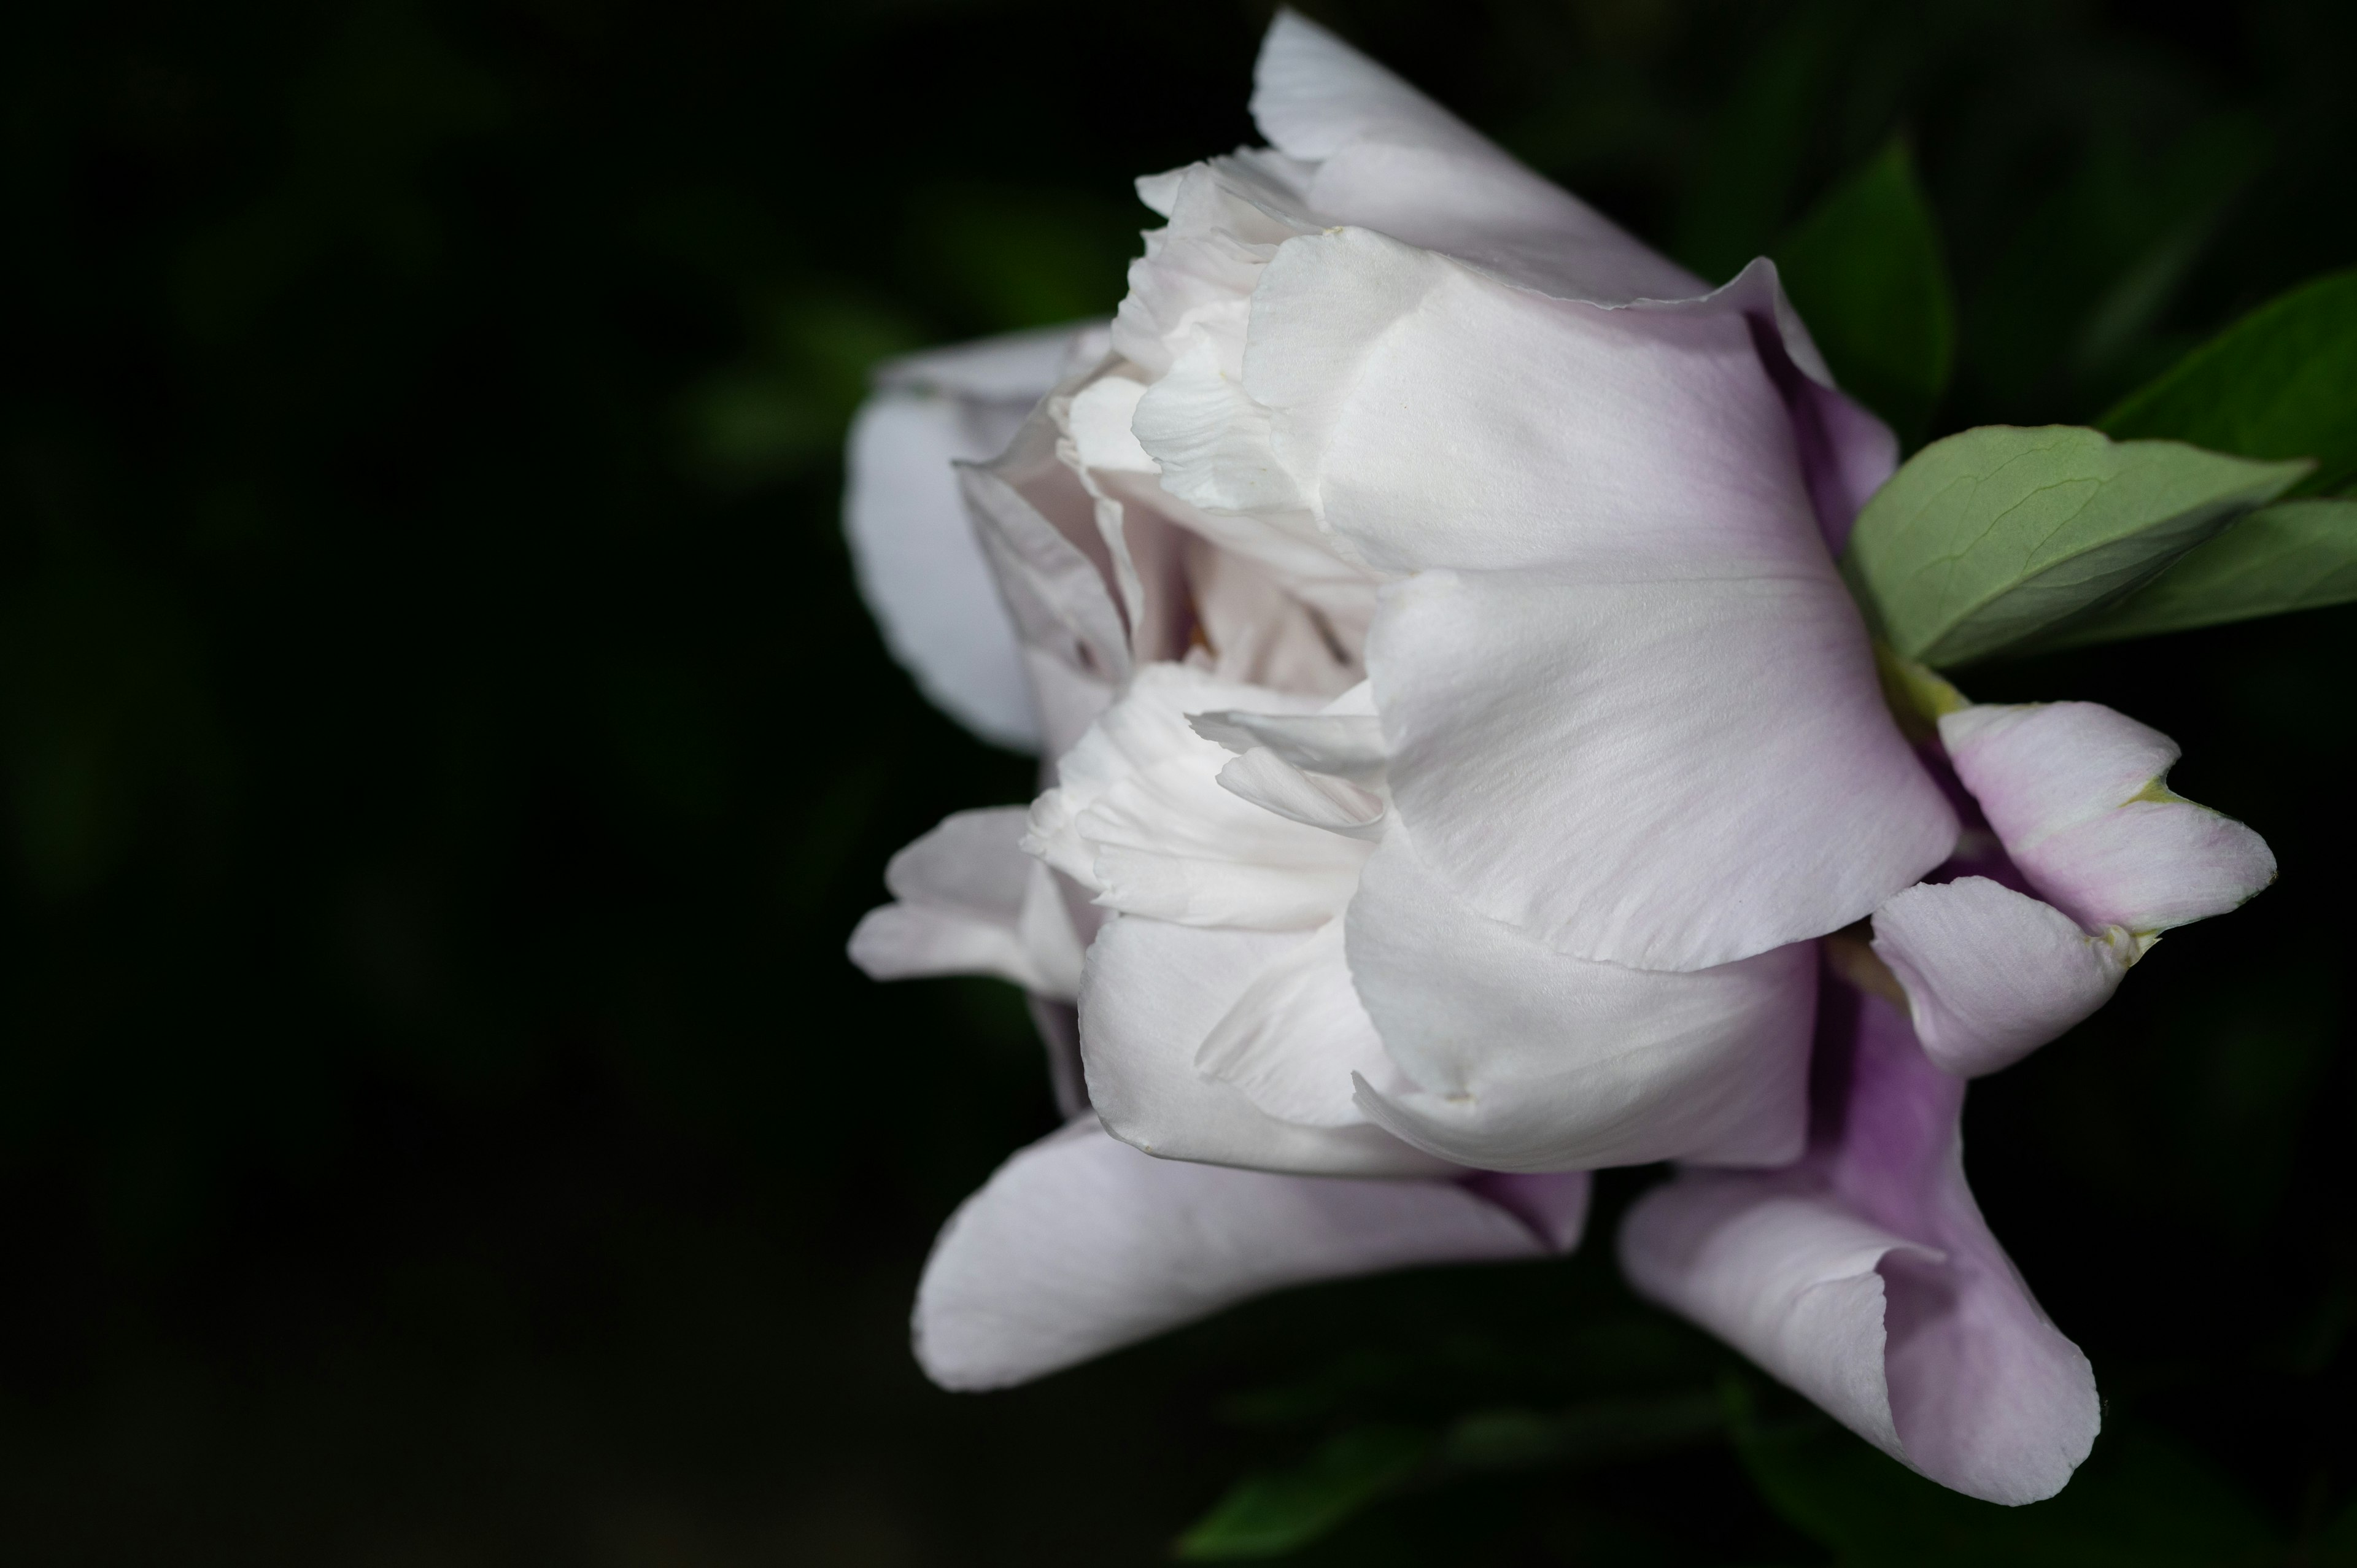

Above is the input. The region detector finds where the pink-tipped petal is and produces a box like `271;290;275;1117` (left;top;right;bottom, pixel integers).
1940;702;2275;935
1619;986;2099;1505
1343;830;1816;1172
1871;877;2131;1078
915;1118;1566;1389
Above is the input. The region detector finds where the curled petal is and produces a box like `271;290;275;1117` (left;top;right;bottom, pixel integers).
1872;877;2132;1078
848;808;1083;999
1027;663;1368;930
1619;986;2099;1505
1344;829;1815;1171
1940;703;2275;934
844;325;1100;750
1372;568;1954;971
1215;748;1385;838
1080;914;1444;1176
1190;681;1387;782
915;1118;1574;1390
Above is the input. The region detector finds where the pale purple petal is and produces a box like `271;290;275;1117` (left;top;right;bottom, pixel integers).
1078;914;1446;1176
1871;877;2131;1079
915;1118;1562;1390
1344;829;1816;1170
1619;983;2099;1505
1369;566;1954;971
1941;703;2275;933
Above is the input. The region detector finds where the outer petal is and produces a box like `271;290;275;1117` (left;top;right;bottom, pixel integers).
1248;10;1701;306
1371;567;1954;971
915;1118;1573;1390
1871;877;2132;1079
1620;984;2099;1505
844;325;1101;750
1078;914;1444;1176
1344;829;1815;1171
1940;703;2275;935
848;808;1083;999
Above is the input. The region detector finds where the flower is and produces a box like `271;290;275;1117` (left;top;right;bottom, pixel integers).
845;11;2272;1505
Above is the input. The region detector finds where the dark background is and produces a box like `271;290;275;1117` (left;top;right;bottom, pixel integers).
4;0;2354;1561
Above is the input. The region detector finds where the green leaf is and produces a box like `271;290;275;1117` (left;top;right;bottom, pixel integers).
1840;425;2309;666
2099;268;2357;495
1775;140;1956;443
1174;1425;1432;1560
2034;498;2357;649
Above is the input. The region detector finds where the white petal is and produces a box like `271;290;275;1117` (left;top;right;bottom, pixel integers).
1240;230;1829;576
844;392;1038;751
1180;535;1367;698
1344;829;1815;1171
875;321;1105;401
1190;680;1386;782
848;809;1083;998
1078;914;1444;1176
1248;12;1701;306
958;436;1129;760
1196;917;1402;1126
1027;664;1368;930
1940;703;2276;934
1215;748;1385;838
915;1118;1560;1390
1372;568;1955;971
1871;877;2131;1078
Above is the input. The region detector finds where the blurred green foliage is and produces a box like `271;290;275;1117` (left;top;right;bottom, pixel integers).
1;0;2356;1562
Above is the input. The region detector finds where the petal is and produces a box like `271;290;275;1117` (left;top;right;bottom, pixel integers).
914;1118;1563;1390
1190;681;1387;783
1027;663;1368;930
850;327;1115;754
1619;985;2099;1505
1231;229;1823;577
1621;1172;1934;1455
1940;703;2276;934
1463;1171;1594;1252
1248;11;1701;306
1213;748;1385;839
845;392;1037;750
1372;568;1955;971
958;446;1128;762
1078;914;1446;1176
848;809;1083;998
1344;828;1816;1171
1196;917;1401;1127
1871;877;2131;1078
875;321;1104;402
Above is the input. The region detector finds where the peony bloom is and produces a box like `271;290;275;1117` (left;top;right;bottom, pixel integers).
846;12;2272;1505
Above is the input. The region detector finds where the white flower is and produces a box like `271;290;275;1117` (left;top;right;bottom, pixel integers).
844;12;2272;1507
